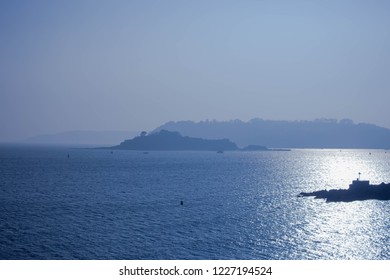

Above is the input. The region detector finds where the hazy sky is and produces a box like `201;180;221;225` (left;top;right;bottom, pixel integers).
1;0;390;141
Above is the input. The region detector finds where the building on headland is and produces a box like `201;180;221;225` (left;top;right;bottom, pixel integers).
299;173;390;202
349;179;370;190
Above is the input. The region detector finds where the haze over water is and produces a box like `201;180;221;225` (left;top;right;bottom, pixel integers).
1;0;390;141
1;146;389;259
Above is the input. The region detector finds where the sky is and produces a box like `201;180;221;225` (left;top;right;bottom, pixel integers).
1;0;390;141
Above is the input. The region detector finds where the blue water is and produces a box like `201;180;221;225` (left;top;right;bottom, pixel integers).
1;146;390;259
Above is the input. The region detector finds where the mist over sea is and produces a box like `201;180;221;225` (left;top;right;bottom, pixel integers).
1;146;389;259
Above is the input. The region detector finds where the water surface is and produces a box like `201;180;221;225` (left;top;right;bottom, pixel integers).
1;146;389;259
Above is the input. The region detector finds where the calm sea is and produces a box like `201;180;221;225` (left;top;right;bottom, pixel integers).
1;146;390;260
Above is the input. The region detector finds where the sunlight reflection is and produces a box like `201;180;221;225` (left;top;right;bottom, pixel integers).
302;200;382;259
298;150;389;259
318;150;386;189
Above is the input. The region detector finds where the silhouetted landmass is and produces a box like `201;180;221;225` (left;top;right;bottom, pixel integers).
111;130;238;151
299;180;390;202
153;118;390;149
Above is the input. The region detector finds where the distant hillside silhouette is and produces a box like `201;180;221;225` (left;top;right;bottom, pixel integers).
112;130;238;151
24;130;139;146
153;119;390;149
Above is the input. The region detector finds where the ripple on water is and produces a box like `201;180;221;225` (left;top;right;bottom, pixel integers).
1;147;390;259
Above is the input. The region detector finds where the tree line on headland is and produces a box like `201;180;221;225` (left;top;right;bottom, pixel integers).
152;118;390;149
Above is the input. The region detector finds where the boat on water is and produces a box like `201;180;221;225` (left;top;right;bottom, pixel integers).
299;176;390;202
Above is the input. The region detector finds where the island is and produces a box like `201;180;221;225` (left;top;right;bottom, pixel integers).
111;130;238;151
298;179;390;202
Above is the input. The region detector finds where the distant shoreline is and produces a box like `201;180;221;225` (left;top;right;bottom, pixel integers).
2;142;390;151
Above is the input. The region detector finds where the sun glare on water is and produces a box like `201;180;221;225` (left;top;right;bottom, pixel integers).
299;149;390;259
319;149;387;189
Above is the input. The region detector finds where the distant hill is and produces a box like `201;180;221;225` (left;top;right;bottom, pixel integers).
111;130;238;151
24;130;138;146
153;119;390;149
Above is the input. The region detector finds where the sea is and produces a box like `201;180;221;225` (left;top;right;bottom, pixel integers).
1;145;390;260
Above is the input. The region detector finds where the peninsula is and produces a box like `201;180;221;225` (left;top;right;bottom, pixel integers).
298;179;390;202
111;130;238;151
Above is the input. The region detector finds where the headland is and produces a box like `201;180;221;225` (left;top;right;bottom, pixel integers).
299;179;390;202
110;130;238;151
106;130;288;152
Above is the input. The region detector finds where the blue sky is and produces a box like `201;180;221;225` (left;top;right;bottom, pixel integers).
1;0;390;141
